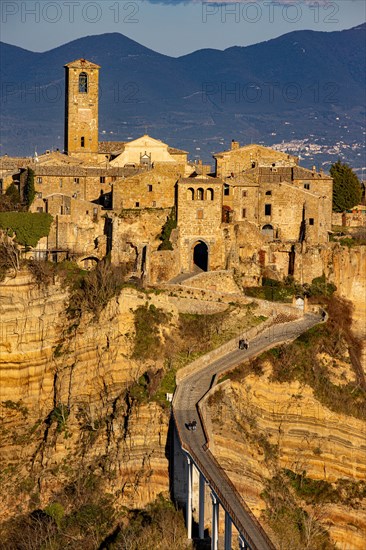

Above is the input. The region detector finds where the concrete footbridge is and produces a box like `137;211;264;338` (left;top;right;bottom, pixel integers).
172;311;324;550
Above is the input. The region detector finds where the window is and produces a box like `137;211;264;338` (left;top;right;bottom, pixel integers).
152;201;156;207
187;188;195;200
59;179;63;188
197;209;204;220
79;72;88;93
148;184;153;192
100;176;105;183
81;136;85;148
60;206;64;214
304;183;310;190
242;190;247;197
37;192;42;198
37;177;42;184
242;208;246;218
197;188;204;200
74;177;79;184
309;218;314;225
135;202;140;207
111;176;117;182
206;188;214;200
265;190;272;196
265;204;272;216
224;184;230;196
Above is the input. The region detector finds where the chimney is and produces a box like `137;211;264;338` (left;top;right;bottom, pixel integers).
231;139;240;150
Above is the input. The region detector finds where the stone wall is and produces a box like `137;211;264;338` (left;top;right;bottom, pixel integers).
177;178;224;271
113;165;183;210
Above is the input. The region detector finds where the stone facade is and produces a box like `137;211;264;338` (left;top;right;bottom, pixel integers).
177;176;224;272
64;59;100;163
0;58;338;289
214;141;298;179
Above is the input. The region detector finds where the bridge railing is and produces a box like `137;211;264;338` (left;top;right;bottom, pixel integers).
171;407;276;550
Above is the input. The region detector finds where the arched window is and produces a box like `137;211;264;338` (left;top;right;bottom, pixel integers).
197;188;204;200
206;188;214;200
81;136;85;148
79;72;88;93
187;187;195;200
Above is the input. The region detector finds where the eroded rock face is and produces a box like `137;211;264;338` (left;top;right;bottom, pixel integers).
0;273;174;521
207;371;366;549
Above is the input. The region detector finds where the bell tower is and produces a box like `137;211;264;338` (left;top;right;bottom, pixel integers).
64;58;101;162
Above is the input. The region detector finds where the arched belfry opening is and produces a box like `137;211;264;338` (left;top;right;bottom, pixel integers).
192;241;208;272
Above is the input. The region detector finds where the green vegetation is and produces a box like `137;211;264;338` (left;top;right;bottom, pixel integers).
2;400;29;418
158;208;177;250
261;469;366;549
0;184;22;212
23;169;36;208
132;303;172;360
67;260;131;321
250;297;365;420
48;403;69;434
0;212;53;247
330;226;366;247
1;488;187;550
262;472;335;550
330;160;362;212
244;275;336;302
284;469;337;504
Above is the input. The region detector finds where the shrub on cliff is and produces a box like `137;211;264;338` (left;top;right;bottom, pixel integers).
67;260;128;321
0;212;53;247
158;209;176;250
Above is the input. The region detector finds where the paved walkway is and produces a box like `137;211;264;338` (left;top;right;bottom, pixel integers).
173;312;323;550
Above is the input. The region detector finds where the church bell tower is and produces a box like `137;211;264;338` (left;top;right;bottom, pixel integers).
64;58;100;162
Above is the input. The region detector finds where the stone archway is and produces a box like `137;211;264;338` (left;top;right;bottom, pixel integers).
262;224;274;240
79;256;99;270
192;241;208;272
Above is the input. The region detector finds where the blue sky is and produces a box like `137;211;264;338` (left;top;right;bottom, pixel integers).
0;0;365;56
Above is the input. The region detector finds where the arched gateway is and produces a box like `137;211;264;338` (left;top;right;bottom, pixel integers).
192;241;208;271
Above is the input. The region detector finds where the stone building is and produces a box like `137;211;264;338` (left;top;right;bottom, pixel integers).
177;175;224;272
0;58;335;287
64;59;100;163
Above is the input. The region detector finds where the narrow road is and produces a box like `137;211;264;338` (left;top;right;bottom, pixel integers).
173;312;323;550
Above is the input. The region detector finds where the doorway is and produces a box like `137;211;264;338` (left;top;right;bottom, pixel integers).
192;241;208;271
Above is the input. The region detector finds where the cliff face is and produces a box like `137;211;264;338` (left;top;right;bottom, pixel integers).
324;245;366;372
208;370;366;549
0;273;174;521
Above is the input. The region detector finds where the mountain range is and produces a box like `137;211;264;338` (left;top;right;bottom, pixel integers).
0;24;365;170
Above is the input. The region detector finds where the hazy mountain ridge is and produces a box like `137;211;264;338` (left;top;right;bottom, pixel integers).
0;24;365;168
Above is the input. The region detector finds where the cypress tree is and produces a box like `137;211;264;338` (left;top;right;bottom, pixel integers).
330;160;362;212
23;168;36;208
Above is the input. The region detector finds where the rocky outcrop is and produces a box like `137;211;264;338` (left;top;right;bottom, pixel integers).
0;272;176;521
207;368;366;549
